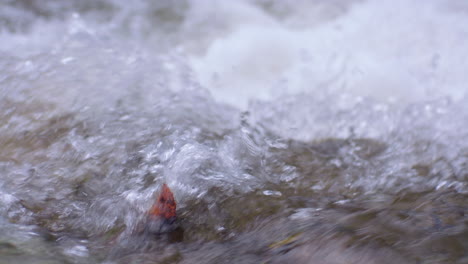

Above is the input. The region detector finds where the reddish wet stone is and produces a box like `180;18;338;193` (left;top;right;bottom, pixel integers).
145;184;180;236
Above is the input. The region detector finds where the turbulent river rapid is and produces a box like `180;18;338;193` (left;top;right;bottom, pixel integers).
1;0;468;263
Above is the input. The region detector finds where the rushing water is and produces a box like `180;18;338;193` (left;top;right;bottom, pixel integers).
1;0;468;263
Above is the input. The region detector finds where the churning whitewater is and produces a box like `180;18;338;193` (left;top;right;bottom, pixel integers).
0;0;467;263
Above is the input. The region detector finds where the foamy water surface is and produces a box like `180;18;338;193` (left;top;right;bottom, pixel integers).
1;1;468;263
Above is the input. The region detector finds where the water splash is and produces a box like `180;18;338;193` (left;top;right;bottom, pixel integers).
0;0;467;263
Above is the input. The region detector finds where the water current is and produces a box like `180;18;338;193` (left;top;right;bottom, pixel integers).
1;0;468;263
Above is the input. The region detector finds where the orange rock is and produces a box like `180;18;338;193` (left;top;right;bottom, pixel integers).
148;183;177;221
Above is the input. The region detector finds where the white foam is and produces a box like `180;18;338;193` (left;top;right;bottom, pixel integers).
189;0;468;108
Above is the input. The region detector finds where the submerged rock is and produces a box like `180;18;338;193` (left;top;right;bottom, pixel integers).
145;183;178;235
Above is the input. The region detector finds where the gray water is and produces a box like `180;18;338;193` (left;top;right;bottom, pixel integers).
1;0;468;263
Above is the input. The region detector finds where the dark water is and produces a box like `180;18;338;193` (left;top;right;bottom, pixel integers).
1;1;468;263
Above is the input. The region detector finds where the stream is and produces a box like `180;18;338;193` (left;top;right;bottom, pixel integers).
1;1;468;263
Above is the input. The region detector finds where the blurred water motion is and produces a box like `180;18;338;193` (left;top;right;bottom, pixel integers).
1;0;468;263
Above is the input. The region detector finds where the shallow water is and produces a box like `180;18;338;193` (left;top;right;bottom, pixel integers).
1;0;468;263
